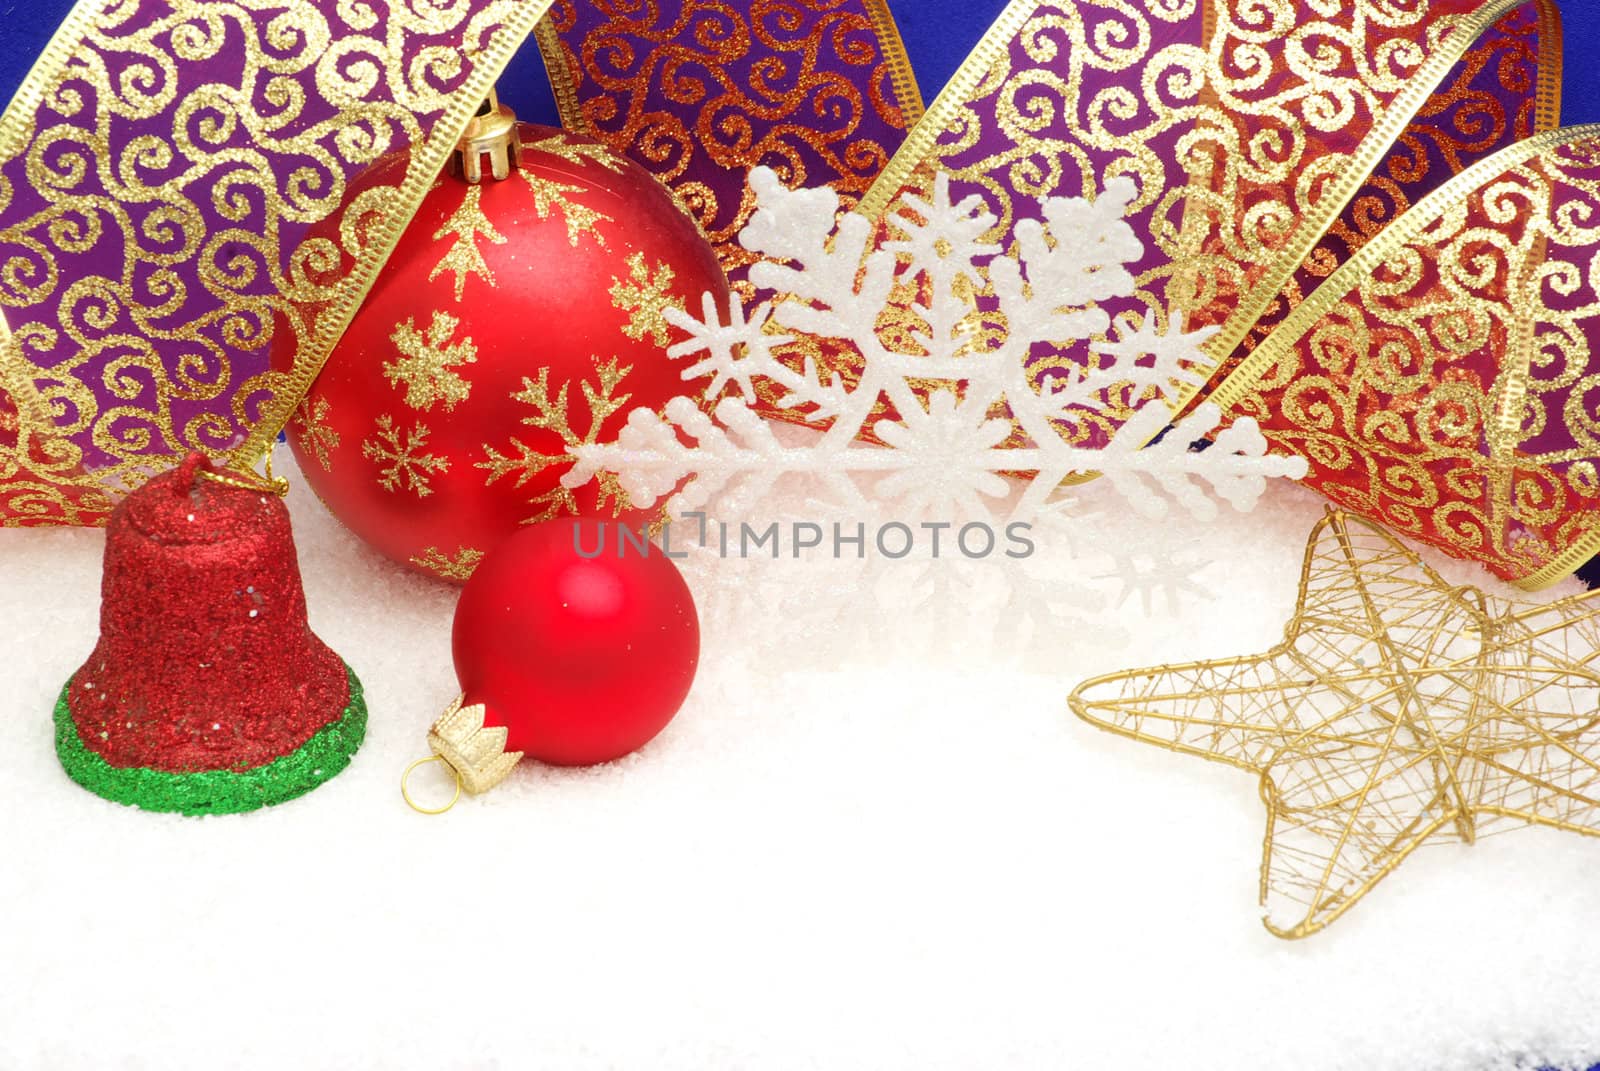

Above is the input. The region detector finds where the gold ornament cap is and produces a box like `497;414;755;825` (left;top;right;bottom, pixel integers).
426;693;524;795
453;88;519;183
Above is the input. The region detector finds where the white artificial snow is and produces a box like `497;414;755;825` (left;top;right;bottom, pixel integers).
3;448;1600;1070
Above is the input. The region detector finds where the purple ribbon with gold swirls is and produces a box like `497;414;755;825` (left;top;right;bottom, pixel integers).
537;0;920;292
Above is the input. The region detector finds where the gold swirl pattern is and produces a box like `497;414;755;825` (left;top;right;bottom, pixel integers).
535;0;922;292
1208;127;1600;589
1178;0;1560;359
1228;1;1563;366
0;384;114;524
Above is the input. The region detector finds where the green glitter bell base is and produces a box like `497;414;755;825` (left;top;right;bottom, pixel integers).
54;664;367;816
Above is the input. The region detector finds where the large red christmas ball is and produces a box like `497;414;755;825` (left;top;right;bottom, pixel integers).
452;519;699;767
287;117;727;582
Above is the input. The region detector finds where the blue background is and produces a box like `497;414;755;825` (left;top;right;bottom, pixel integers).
1;5;1599;1067
5;1;1600;126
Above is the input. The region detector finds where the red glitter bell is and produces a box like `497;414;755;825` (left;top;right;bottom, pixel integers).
54;454;366;815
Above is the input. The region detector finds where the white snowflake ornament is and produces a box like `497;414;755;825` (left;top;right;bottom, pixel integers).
563;166;1306;528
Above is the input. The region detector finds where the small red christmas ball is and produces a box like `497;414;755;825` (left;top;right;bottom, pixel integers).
451;518;699;766
286;104;726;583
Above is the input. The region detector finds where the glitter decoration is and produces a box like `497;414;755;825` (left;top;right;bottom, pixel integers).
1072;510;1600;939
54;667;367;817
58;453;363;813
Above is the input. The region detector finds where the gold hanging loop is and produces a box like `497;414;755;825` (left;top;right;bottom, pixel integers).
401;754;462;815
198;450;290;497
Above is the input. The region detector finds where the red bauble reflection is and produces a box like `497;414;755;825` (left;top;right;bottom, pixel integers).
286;122;726;582
452;519;699;766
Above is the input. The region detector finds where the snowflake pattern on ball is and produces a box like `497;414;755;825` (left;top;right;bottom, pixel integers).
385;311;478;412
520;169;611;249
609;254;680;348
476;356;634;524
293;397;340;473
523;131;625;174
429;185;507;302
564;166;1306;528
363;415;450;498
409;545;486;581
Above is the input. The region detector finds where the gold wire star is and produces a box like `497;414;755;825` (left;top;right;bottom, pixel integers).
1070;510;1600;938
